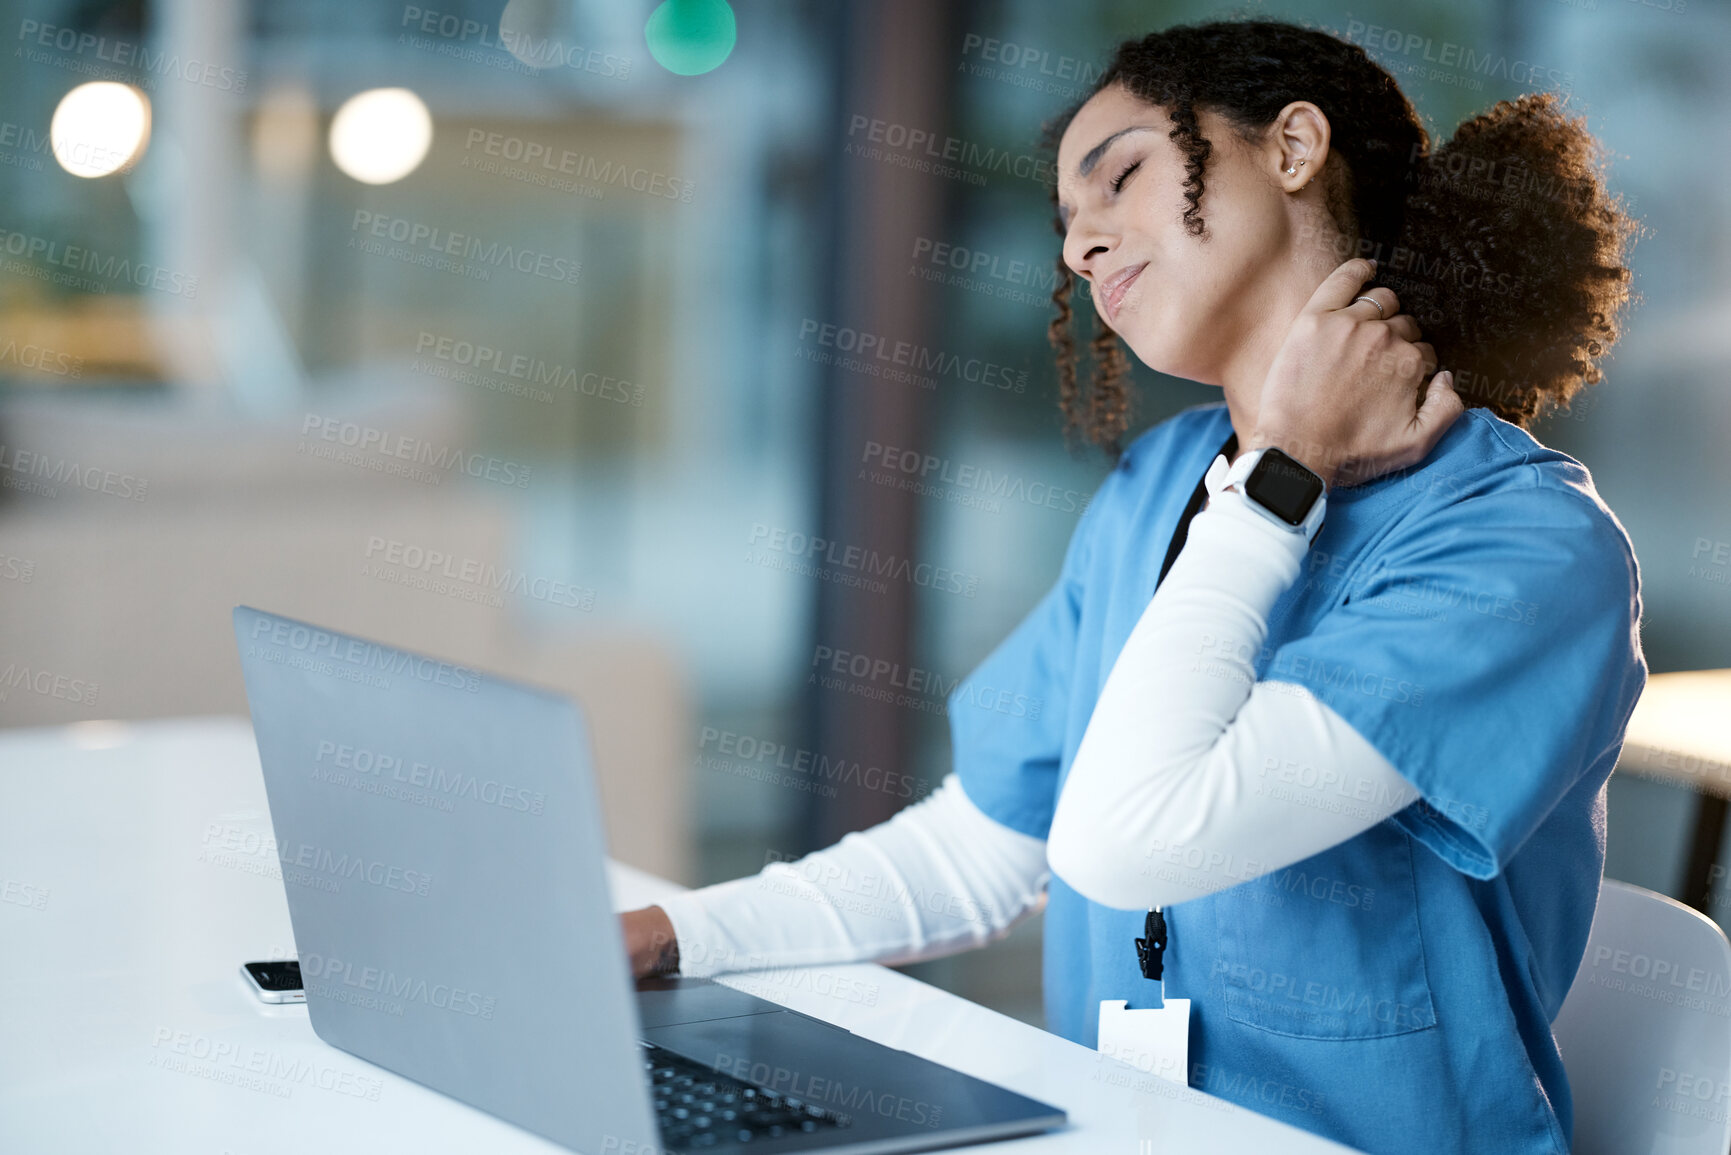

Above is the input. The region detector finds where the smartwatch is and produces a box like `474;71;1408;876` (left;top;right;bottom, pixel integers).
1204;445;1327;543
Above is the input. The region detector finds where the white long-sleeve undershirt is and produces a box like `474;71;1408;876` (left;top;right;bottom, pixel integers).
1047;484;1419;911
656;774;1051;980
656;476;1419;976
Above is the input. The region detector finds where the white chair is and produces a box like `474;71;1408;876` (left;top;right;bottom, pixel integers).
1554;878;1731;1155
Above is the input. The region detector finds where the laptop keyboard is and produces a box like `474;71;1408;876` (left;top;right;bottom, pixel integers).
642;1041;854;1149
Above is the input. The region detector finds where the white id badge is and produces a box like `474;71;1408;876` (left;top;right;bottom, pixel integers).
1098;996;1191;1086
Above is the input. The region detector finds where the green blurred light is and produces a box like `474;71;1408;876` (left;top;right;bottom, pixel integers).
644;0;736;76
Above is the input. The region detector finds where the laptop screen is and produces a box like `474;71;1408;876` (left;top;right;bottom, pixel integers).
233;605;659;1154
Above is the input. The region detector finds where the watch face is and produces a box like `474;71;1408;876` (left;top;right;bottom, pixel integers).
1245;448;1324;526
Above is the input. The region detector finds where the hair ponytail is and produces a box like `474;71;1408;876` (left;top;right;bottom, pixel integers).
1041;19;1639;456
1386;93;1636;427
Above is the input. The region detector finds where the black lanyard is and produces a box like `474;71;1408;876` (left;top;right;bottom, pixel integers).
1136;428;1237;984
1156;430;1238;587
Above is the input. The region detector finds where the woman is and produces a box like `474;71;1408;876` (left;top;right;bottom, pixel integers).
622;18;1644;1155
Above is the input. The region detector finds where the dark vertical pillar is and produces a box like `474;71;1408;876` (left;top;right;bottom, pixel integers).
797;0;955;852
1682;792;1728;913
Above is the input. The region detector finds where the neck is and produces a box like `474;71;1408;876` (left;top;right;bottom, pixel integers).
1216;231;1351;460
1218;339;1278;465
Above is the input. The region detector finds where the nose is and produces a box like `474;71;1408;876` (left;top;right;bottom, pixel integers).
1067;237;1112;283
1062;212;1115;280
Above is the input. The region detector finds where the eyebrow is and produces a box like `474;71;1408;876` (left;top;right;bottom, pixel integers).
1057;125;1157;230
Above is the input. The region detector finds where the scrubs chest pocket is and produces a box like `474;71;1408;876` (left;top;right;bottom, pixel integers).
1211;823;1437;1039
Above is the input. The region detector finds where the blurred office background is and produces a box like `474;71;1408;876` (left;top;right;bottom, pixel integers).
1;0;1728;1029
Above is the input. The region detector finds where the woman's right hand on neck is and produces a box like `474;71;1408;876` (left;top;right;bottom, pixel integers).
1251;257;1462;488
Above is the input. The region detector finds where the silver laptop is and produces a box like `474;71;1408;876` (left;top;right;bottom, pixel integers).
231;606;1066;1155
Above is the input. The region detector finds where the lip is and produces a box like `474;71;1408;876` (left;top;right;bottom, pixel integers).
1101;262;1147;322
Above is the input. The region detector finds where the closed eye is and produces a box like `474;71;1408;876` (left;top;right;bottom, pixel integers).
1110;159;1141;193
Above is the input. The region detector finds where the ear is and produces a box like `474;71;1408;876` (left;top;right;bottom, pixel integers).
1270;101;1332;191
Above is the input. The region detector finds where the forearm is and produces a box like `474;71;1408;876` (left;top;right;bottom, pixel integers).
1048;487;1417;910
656;776;1050;979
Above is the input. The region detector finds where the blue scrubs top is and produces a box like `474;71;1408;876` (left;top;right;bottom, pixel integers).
950;400;1647;1155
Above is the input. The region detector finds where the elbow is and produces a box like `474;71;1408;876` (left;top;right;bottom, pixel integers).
1047;804;1154;911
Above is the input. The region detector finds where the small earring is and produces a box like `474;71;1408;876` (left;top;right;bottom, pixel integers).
1285;158;1307;175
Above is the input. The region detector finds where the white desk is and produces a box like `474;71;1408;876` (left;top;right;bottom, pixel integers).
0;717;1359;1154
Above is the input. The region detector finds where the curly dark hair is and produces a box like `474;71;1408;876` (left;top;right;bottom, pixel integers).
1041;18;1640;457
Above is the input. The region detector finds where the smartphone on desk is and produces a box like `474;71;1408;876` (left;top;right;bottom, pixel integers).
241;960;305;1003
